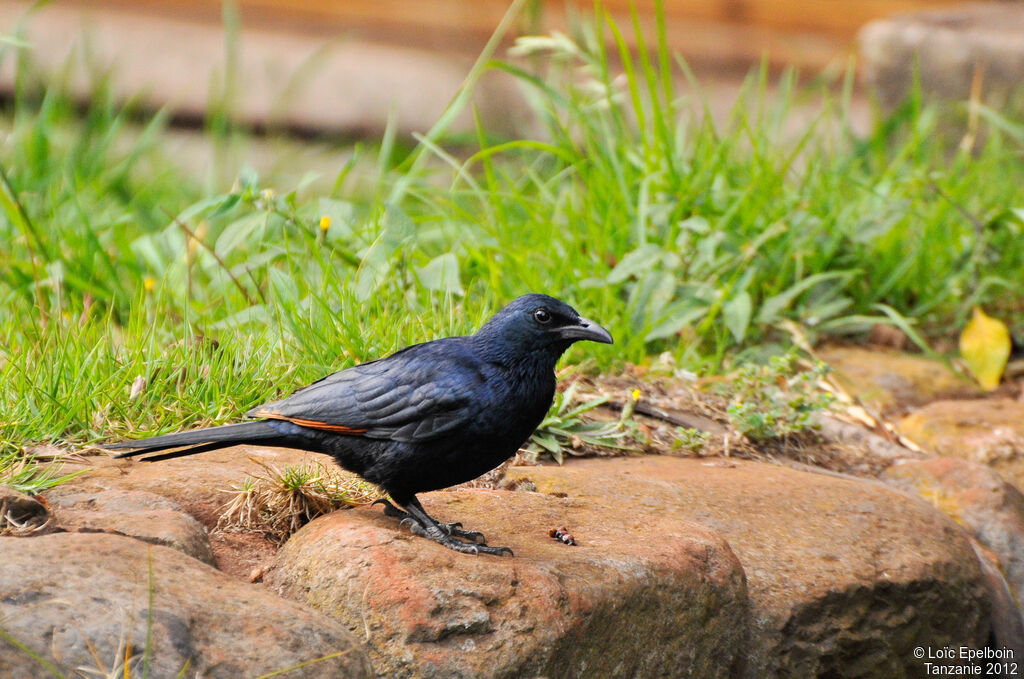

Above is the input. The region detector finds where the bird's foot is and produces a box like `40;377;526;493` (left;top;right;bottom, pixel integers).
399;517;491;545
402;519;514;557
375;499;487;543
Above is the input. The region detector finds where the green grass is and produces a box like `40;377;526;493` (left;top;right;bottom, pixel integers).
2;4;1024;478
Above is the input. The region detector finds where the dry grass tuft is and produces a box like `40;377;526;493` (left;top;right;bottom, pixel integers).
0;487;50;537
217;459;382;543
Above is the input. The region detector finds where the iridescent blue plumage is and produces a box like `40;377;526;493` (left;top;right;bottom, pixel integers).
107;293;613;556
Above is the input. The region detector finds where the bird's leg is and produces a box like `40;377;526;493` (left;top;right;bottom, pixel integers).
387;496;513;557
372;498;488;544
373;498;410;520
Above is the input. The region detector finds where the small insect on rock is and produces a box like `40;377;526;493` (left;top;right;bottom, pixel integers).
549;526;577;546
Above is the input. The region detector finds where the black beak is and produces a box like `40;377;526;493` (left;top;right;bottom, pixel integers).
558;316;614;344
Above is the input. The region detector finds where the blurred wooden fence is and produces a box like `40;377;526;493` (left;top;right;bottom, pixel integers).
68;0;967;71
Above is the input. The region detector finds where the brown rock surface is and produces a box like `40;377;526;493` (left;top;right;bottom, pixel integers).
44;488;216;565
58;445;333;572
968;537;1024;661
505;456;991;678
818;346;976;414
883;457;1024;611
265;488;749;679
898;399;1024;489
57;445;334;528
0;532;372;679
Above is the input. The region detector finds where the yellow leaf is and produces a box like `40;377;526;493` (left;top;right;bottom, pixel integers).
959;307;1011;391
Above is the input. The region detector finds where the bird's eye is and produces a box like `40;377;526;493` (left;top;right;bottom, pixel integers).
533;308;552;324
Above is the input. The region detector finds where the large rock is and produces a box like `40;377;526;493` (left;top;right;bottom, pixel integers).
898;399;1024;490
818;346;976;415
860;4;1024;114
265;488;749;679
883;457;1024;612
0;532;372;679
505;456;991;678
45;488;216;565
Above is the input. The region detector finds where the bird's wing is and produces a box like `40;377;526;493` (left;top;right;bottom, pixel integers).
246;340;487;442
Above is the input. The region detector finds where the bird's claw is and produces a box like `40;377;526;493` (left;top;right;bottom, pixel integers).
381;498;508;555
402;517;489;544
445;525;486;543
383;500;487;544
430;530;514;556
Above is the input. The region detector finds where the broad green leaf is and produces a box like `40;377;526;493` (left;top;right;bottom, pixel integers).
381;203;416;249
174;194;236;225
628;270;675;331
723;290;752;343
130;234;166;272
757;272;850;324
677;215;710;236
645;302;707;341
229;246;285;277
532;434;560;453
316;197;356;239
607;244;662;283
354;244;391;302
692;231;726;275
354;205;416;302
209;304;270;330
215;212;266;259
804;297;853;325
267;267;299;305
416;253;463;294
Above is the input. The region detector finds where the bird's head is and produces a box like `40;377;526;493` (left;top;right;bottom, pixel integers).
473;293;613;362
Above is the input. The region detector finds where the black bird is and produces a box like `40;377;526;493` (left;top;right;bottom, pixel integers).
106;294;613;556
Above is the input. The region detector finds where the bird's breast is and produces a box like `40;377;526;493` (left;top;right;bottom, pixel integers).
485;369;555;440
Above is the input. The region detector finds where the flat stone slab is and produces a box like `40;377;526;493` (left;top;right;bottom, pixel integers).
265;488;749;679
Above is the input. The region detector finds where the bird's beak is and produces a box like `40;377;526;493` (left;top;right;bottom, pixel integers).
558;316;614;344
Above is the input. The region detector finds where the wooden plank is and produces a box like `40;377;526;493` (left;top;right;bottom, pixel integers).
62;0;968;71
600;0;965;37
67;0;967;38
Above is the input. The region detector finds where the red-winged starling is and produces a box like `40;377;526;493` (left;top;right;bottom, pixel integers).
106;294;613;556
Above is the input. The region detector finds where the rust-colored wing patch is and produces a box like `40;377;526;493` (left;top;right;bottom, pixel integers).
253;409;367;434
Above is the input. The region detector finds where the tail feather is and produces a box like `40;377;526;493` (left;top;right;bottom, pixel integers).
104;421;284;460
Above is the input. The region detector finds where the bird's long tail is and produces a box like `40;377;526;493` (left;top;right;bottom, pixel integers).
104;421;288;462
